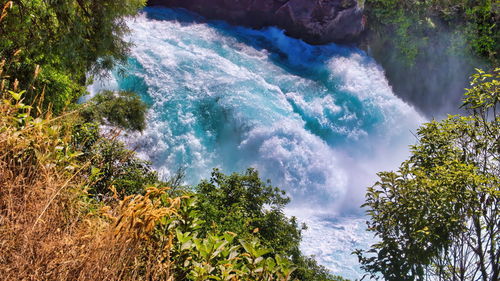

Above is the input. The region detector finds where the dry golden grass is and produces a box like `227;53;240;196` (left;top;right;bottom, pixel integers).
0;98;178;281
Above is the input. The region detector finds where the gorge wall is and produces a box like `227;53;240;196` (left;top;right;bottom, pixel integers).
147;0;365;44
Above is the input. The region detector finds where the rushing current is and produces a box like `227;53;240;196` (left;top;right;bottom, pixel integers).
89;7;425;279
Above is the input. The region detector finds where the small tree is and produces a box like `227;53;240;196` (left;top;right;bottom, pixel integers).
356;68;499;281
195;168;301;254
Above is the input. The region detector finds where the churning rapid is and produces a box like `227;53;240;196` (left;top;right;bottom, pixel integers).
90;7;425;279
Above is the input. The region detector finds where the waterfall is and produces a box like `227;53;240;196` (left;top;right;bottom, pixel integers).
90;7;425;278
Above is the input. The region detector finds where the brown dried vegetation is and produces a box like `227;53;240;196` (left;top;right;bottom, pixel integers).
0;96;179;280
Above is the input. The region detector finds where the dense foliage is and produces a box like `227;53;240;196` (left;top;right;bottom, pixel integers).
195;169;300;252
81;90;148;132
0;0;146;113
364;0;499;63
356;68;499;281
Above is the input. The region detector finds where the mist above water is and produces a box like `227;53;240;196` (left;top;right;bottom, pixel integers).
367;24;488;118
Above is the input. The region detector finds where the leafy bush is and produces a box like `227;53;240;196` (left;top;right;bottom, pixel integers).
195;168;300;250
81;90;148;132
69;121;157;197
161;196;299;280
356;69;499;281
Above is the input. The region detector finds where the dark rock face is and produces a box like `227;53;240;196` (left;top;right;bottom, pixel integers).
147;0;365;44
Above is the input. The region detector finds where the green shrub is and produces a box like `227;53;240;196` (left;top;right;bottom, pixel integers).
82;90;148;132
70;120;157;197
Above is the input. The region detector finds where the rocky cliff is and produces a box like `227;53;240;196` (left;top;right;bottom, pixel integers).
147;0;365;44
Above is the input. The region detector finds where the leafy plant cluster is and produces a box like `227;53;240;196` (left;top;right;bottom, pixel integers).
0;0;146;113
81;90;148;132
357;68;499;281
166;196;298;281
364;0;499;64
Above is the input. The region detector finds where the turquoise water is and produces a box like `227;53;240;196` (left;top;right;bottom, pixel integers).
89;7;425;279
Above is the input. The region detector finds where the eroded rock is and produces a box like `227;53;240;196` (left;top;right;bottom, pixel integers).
147;0;364;44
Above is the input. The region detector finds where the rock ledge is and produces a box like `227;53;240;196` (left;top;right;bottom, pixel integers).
147;0;365;44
